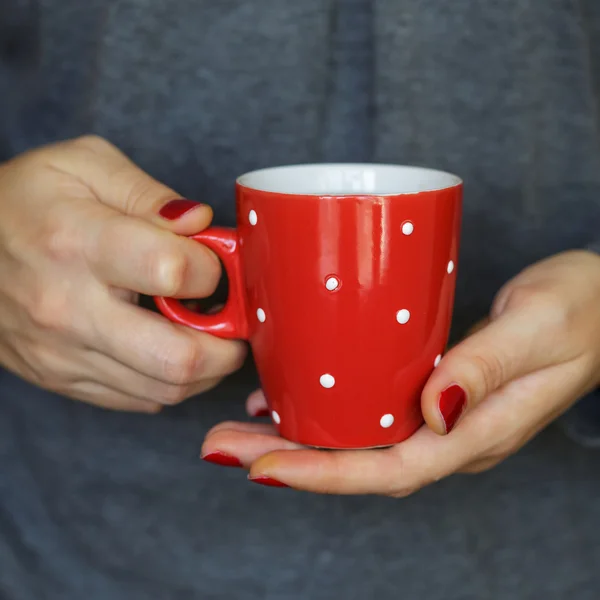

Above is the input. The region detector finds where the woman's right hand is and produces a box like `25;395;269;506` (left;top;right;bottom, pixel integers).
0;135;246;412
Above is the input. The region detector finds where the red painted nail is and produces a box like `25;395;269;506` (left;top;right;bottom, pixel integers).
159;199;201;220
248;475;289;488
252;408;270;418
202;451;242;468
439;384;467;433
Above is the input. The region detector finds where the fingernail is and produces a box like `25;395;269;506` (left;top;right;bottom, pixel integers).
202;451;242;468
248;475;289;488
159;199;201;220
439;384;467;434
252;408;270;418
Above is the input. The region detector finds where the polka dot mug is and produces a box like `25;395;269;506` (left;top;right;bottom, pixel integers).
155;164;462;449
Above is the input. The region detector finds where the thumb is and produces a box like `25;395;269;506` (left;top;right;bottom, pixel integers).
421;304;566;436
53;135;213;235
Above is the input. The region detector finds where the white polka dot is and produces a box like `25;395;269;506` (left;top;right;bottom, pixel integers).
272;410;281;425
396;309;411;324
256;308;266;323
380;414;395;428
447;260;455;274
249;210;258;226
325;276;340;291
320;374;335;389
402;221;414;236
434;354;442;367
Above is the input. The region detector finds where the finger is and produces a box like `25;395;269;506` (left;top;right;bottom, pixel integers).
466;350;590;463
205;421;279;438
91;296;247;384
21;337;221;406
27;340;179;406
421;306;571;436
246;389;269;417
226;355;589;495
246;426;470;495
62;381;162;414
86;210;221;298
246;361;584;494
52;135;212;235
458;458;502;474
201;423;300;466
460;359;590;474
81;349;223;405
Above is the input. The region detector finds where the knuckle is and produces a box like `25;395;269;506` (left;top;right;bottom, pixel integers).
153;250;188;297
532;290;571;331
490;283;513;318
123;175;165;215
207;421;241;437
161;383;189;406
388;470;441;498
41;216;82;263
27;287;72;332
388;485;420;499
222;343;248;376
497;283;531;312
161;339;204;385
70;134;115;155
484;436;517;463
503;285;571;331
25;342;68;390
196;377;223;394
185;377;222;398
462;459;499;474
315;454;353;494
382;448;423;498
30;342;53;372
469;351;507;396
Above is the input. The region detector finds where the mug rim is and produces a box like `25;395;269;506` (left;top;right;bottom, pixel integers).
236;162;463;197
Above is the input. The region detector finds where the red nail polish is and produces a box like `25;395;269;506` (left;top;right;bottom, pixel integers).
439;384;467;433
159;199;200;220
202;451;242;468
252;408;270;418
248;475;289;488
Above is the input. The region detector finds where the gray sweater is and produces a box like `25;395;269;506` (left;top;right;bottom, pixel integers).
1;2;599;599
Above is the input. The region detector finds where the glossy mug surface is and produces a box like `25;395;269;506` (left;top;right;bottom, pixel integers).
155;164;462;449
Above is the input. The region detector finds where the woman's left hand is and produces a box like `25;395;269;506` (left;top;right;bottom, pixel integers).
202;250;600;495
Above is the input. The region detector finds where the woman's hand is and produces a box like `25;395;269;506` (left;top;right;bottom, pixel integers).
0;135;246;412
202;250;600;494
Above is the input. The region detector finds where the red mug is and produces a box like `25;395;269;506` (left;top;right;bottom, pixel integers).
155;164;462;449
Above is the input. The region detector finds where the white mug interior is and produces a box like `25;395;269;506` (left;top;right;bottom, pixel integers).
237;163;462;196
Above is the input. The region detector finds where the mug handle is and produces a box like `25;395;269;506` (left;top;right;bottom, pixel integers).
154;227;250;340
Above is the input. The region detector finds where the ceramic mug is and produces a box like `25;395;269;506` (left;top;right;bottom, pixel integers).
155;164;462;449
